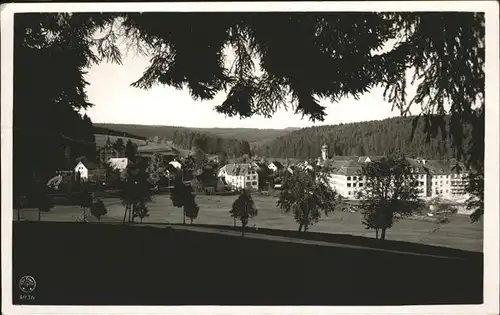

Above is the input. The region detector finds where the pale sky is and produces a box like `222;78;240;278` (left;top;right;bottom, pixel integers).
82;39;421;129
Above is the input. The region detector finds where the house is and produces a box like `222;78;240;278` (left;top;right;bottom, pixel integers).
74;159;99;181
268;161;285;173
169;160;182;170
218;163;259;191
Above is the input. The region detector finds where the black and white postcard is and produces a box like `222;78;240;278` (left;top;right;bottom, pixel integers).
1;2;499;314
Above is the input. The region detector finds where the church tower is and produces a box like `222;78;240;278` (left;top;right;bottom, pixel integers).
321;143;329;161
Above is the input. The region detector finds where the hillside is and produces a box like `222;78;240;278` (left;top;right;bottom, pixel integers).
94;123;293;148
254;116;474;160
94;134;147;148
94;123;253;156
193;127;295;146
93;126;146;141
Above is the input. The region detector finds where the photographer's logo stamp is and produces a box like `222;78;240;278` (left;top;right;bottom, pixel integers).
19;275;36;294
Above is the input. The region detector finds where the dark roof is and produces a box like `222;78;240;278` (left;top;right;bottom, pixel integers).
328;156;359;161
422;160;452;175
254;162;268;169
271;161;284;169
330;160;363;176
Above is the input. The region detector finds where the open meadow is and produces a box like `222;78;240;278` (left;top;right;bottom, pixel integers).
16;193;483;252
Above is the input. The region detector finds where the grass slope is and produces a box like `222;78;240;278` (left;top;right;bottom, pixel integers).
19;194;483;252
13;222;483;305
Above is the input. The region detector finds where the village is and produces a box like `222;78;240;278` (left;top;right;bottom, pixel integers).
23;133;474;234
66;137;471;202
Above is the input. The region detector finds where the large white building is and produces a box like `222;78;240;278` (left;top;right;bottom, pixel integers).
218;163;259;191
317;144;469;201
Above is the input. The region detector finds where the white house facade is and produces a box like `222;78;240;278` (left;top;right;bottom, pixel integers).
75;161;89;180
218;163;259;191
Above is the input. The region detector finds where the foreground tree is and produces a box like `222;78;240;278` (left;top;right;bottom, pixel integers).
170;176;194;224
34;181;54;221
184;193;200;224
466;166;484;223
125;140;137;163
230;189;258;236
91;199;108;222
218;152;229;168
77;183;94;223
134;200;150;223
13;194;26;221
120;162;153;224
278;167;338;232
113;138;126;156
357;157;423;240
14;13;115;196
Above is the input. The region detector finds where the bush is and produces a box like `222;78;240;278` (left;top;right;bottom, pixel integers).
438;216;451;224
91;199;107;222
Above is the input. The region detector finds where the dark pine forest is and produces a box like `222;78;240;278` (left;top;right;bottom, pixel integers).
254;116;473;160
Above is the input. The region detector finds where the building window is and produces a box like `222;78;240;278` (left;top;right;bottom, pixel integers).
252;181;257;186
347;183;351;187
253;176;256;180
348;192;351;195
352;183;357;187
347;176;351;180
352;176;357;181
359;183;363;187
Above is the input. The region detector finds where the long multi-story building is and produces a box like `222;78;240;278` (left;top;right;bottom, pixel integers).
316;144;469;201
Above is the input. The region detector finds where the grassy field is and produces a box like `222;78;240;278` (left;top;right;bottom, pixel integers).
13;222;483;305
17;194;483;252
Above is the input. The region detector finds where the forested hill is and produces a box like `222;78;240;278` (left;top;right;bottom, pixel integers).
93;126;147;140
254;116;473;160
94;123;293;147
94;123;253;156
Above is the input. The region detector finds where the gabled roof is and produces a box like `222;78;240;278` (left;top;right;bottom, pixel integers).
254;162;268;169
270;161;284;169
334;160;363;176
325;156;354;162
169;161;182;169
422;160;452;175
357;155;385;163
75;158;98;170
